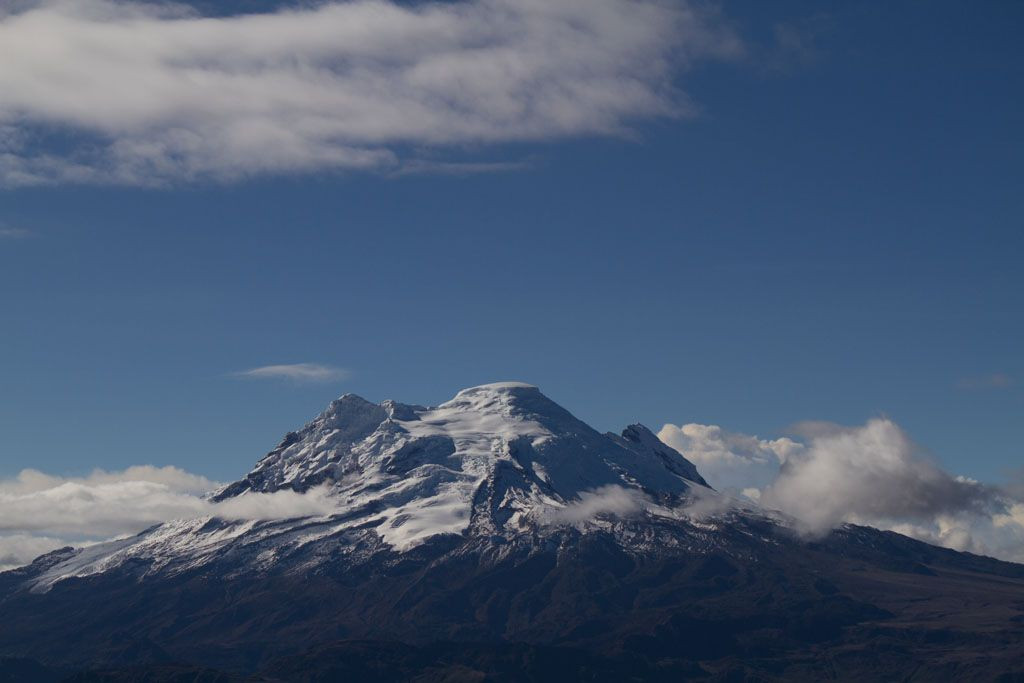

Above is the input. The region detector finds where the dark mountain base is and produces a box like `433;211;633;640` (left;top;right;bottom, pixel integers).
3;524;1023;682
10;631;1024;683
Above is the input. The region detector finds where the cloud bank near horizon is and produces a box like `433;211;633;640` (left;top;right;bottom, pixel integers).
659;418;1024;563
0;0;741;187
0;466;339;571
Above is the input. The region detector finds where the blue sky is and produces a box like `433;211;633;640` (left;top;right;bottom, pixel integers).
0;0;1021;487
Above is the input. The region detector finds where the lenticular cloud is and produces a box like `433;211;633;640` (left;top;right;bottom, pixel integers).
0;0;741;186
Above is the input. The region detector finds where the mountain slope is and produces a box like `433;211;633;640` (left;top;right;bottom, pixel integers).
1;384;1022;680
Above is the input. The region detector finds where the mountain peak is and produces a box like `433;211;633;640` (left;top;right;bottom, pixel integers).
438;382;585;431
445;382;553;416
330;392;376;404
617;423;710;488
321;393;387;422
206;383;711;550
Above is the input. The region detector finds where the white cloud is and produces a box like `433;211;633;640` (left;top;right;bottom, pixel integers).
212;486;339;522
545;482;748;527
1;481;207;538
0;534;71;572
657;422;802;492
885;504;1024;564
0;467;221;539
0;465;217;497
740;487;761;502
0;0;742;187
761;418;1000;533
0;466;341;570
234;363;350;383
546;485;650;525
658;417;1024;563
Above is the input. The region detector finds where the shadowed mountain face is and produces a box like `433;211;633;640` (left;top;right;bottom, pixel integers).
1;384;1022;681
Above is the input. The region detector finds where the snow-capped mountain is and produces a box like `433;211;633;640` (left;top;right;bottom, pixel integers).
215;381;708;506
3;383;1022;679
20;382;719;592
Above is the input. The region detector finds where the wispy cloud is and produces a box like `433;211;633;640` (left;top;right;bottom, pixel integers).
545;485;651;525
234;363;350;383
389;159;533;177
957;373;1015;390
0;0;742;187
758;13;833;74
0;226;30;238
